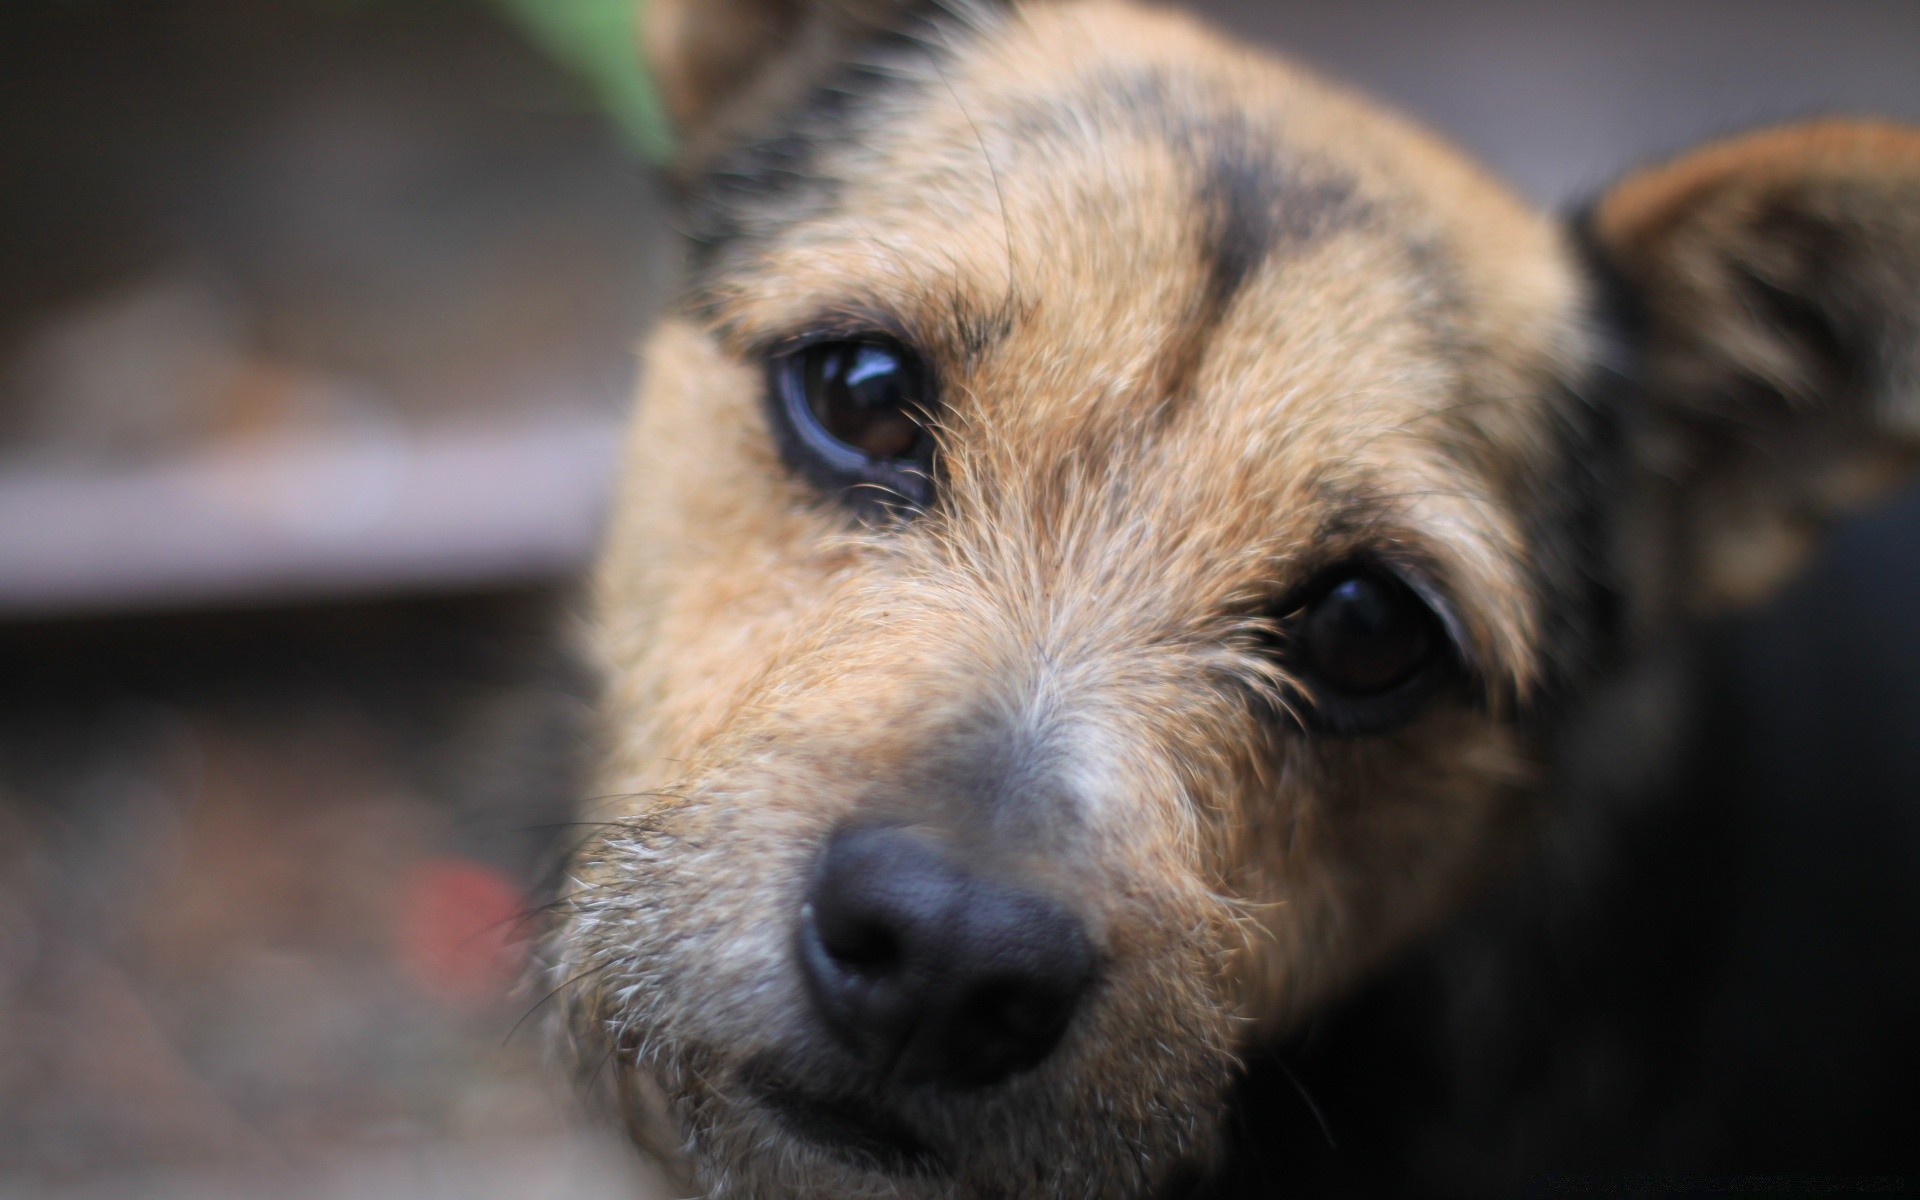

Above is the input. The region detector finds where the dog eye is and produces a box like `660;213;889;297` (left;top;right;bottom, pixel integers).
1301;571;1438;695
800;341;926;459
1268;565;1458;734
770;337;937;512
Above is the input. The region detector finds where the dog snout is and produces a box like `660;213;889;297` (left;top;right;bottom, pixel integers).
797;823;1097;1088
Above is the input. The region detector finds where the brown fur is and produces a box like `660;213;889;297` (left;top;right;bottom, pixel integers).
1596;121;1920;613
550;3;1920;1196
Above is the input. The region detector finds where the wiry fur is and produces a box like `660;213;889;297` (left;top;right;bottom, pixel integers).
548;2;1920;1195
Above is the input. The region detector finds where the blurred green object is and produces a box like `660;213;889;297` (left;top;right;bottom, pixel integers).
488;0;674;161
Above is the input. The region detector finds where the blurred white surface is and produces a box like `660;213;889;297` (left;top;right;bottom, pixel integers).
0;412;622;615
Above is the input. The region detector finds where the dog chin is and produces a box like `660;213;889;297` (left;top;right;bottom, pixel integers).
695;1101;956;1200
626;1048;1226;1200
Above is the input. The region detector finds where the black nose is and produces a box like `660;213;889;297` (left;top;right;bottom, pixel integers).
797;824;1097;1087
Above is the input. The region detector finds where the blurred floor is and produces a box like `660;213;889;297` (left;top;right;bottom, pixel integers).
0;594;674;1196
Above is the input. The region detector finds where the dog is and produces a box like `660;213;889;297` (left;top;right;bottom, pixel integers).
548;1;1920;1194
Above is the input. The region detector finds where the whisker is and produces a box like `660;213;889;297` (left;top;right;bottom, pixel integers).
506;959;618;1047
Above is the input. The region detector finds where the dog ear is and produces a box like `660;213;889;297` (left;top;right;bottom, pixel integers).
644;0;979;168
1589;121;1920;614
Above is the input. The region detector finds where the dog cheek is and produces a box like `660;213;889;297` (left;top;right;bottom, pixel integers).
595;319;873;772
1171;710;1546;1038
553;785;830;1117
1054;712;1280;1070
1252;721;1544;1029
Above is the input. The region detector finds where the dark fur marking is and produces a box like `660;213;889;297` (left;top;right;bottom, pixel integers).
1152;136;1289;415
1072;68;1375;415
1733;200;1877;413
682;18;951;299
682;17;1032;383
1512;208;1642;728
1087;66;1374;275
1197;139;1284;312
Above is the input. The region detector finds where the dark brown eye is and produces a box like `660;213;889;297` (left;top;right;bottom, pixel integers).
802;341;926;460
771;337;937;513
1256;564;1461;736
1300;570;1440;695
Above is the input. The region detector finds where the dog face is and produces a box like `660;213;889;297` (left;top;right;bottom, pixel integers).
555;2;1920;1195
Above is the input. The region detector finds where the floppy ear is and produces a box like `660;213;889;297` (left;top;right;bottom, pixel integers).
1589;121;1920;615
644;0;939;168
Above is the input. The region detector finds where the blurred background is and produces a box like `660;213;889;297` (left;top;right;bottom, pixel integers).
2;1;1918;1196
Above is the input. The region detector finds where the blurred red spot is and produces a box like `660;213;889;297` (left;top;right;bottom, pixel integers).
397;857;528;1006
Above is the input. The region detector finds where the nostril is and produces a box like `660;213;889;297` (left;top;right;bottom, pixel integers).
969;979;1074;1043
936;919;1094;1086
812;908;904;975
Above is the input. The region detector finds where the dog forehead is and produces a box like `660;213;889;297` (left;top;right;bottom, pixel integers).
703;1;1580;442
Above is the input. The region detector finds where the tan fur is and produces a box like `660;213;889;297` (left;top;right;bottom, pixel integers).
554;3;1920;1196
